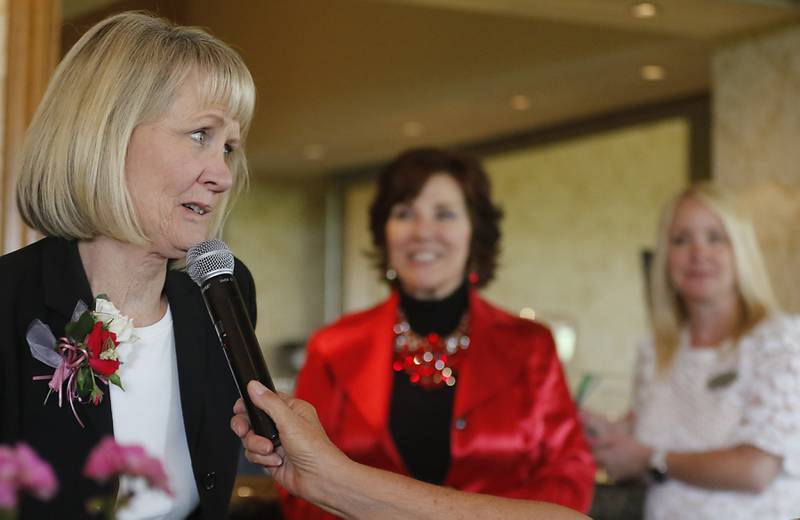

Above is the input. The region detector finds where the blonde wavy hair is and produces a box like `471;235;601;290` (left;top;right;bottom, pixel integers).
16;11;255;245
648;182;780;369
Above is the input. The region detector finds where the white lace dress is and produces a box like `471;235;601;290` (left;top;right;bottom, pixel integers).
633;314;800;520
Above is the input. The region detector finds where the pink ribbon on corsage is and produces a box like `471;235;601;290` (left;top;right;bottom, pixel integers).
27;301;92;428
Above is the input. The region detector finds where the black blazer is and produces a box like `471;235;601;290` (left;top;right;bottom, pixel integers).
0;237;254;519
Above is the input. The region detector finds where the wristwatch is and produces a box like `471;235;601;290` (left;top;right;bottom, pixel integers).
648;448;669;483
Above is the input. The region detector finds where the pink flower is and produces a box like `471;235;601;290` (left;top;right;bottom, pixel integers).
83;437;124;482
0;446;17;509
84;437;172;496
0;485;15;510
0;443;58;510
14;444;58;501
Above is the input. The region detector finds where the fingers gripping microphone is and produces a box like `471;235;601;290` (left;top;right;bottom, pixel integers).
187;239;280;446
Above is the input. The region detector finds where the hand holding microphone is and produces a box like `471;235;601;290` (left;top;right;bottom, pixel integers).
186;239;280;446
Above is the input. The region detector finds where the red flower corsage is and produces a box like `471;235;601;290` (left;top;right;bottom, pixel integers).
26;295;136;427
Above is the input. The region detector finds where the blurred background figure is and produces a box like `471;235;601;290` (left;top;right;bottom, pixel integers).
582;182;800;519
280;148;595;519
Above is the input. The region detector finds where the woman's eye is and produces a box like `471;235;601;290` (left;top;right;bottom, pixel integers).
390;207;412;219
708;231;727;244
436;209;456;220
224;143;234;157
669;234;688;246
190;129;208;144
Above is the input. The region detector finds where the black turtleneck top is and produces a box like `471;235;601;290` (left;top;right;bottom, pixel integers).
388;280;469;485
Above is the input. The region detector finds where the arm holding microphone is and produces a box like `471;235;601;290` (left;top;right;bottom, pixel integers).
231;381;588;520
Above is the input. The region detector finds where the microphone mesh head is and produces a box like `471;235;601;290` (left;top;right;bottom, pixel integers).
186;239;235;286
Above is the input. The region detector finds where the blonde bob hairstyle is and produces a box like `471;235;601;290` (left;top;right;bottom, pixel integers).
16;11;255;245
649;182;780;369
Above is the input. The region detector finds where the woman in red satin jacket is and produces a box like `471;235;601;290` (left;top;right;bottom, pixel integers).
280;148;594;519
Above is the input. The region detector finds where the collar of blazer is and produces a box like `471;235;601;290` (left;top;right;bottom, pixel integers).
325;288;538;433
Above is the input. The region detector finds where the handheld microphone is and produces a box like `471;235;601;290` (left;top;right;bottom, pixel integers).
186;239;280;446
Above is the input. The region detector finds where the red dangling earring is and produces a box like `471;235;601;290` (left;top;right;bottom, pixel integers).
468;271;479;285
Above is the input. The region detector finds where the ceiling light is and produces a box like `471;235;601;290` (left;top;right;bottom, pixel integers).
402;121;423;137
630;2;659;19
510;94;531;111
640;64;666;81
303;144;325;160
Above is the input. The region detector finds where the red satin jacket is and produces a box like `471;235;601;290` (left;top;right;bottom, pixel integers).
279;290;595;518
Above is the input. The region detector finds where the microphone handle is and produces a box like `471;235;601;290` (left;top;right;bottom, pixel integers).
201;275;281;446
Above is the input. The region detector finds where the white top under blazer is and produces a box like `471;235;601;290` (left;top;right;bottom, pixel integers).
110;306;199;520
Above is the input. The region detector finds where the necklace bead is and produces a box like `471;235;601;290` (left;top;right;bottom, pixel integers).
392;309;470;390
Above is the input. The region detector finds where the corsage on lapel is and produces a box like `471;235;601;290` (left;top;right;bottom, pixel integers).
26;295;136;427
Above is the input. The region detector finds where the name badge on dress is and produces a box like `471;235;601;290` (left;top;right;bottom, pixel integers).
707;370;737;390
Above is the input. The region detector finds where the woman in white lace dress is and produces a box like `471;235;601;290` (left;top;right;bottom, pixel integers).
582;183;800;519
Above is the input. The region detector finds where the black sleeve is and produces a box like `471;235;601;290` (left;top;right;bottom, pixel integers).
0;250;26;442
0;290;19;441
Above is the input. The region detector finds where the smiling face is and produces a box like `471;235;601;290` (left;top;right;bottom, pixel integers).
667;196;738;306
386;173;472;300
125;73;241;259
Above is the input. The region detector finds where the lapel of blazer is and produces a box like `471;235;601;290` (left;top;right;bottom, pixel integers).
40;237;114;436
329;293;397;433
453;290;533;419
164;268;207;454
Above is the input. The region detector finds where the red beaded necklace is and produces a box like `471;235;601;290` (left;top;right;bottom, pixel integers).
392;309;470;390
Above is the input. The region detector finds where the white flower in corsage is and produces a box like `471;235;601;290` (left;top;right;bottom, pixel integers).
93;297;136;345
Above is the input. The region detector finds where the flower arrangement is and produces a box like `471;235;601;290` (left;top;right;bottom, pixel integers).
84;437;173;519
0;443;57;520
0;438;171;520
27;296;136;427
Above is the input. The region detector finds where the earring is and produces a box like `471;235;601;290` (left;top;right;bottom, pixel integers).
386;267;397;281
468;271;479;285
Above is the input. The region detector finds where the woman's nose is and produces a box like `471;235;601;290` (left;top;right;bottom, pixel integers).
200;153;234;193
410;214;434;238
689;240;708;260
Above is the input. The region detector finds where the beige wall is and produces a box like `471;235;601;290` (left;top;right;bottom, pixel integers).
341;118;688;415
484;119;687;414
713;24;800;312
342;181;386;313
225;177;326;378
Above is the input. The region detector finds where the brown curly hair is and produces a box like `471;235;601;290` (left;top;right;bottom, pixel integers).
368;147;503;288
